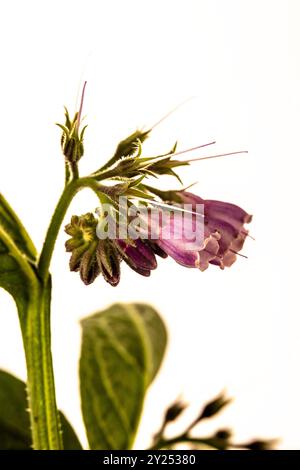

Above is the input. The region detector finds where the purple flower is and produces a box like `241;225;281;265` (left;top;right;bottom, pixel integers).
126;191;251;272
171;191;252;270
154;211;221;272
114;238;157;276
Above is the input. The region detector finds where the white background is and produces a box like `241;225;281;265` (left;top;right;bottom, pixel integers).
0;0;299;449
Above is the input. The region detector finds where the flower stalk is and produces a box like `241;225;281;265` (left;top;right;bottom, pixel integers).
38;177;103;282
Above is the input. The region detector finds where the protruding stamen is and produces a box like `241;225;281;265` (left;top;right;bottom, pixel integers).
230;249;248;258
150;97;194;130
184;150;248;163
150;141;217;162
242;230;255;240
77;81;87;129
182;182;198;191
167;141;216;157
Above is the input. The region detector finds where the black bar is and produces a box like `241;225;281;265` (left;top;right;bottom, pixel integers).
0;450;298;467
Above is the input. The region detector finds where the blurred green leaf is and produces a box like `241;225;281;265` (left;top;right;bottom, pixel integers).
0;370;82;450
59;413;82;450
80;303;167;450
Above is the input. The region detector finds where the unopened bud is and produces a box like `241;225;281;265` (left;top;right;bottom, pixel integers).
197;393;231;421
65;212;122;286
57;107;87;163
114;129;149;160
164;400;186;423
96;240;121;286
214;429;232;441
79;242;100;285
244;439;277;450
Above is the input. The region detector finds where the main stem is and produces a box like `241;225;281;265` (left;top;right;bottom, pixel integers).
24;176;102;449
22;278;63;449
0;225;62;449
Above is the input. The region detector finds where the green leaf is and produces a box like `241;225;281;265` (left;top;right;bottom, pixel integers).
0;192;38;320
80;303;167;450
0;195;37;322
0;370;82;450
0;193;37;261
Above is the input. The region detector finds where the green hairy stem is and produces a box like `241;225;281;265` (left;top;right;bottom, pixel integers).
22;280;62;449
22;176;103;449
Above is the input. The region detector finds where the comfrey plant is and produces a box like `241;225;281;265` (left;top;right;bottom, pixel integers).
0;83;272;450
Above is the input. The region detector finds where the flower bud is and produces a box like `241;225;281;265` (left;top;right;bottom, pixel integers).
114;238;157;276
164;400;186;423
57;108;87;163
144;240;168;259
65;213;99;282
96;129;150;173
79;242;100;285
65;212;122;286
214;429;232;441
96;240;121;286
69;244;90;272
244;439;276;450
197;393;231;421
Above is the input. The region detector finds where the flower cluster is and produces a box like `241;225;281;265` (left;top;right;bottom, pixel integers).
60;92;252;287
65;213;166;286
65;188;251;286
151;392;276;450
